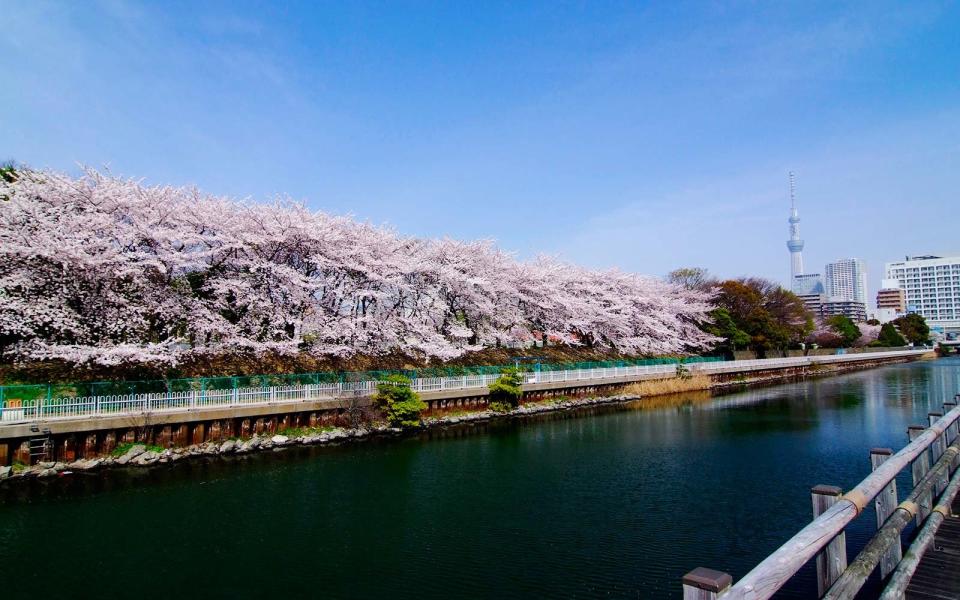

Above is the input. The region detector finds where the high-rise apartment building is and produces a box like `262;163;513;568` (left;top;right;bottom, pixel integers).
825;258;868;304
884;255;960;335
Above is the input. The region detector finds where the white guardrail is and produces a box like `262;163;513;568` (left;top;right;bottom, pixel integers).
0;350;929;424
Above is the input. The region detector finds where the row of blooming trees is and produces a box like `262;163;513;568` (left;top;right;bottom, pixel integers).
0;168;716;367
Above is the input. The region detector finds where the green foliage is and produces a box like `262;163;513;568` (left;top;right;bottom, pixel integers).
488;401;514;413
488;367;523;408
826;315;861;347
702;307;750;357
110;442;164;456
0;160;16;201
709;278;814;357
877;323;907;347
375;375;426;429
892;314;930;345
0;161;17;184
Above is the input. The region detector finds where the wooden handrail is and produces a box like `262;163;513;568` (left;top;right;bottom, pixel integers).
823;438;960;599
682;404;960;600
880;464;960;598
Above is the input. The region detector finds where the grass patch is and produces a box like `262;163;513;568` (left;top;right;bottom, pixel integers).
274;425;337;438
623;374;711;397
275;427;306;438
110;442;164;457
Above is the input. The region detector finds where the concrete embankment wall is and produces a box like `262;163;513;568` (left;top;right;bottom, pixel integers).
0;351;931;466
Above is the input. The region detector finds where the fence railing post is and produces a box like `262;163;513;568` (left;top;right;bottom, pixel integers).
812;484;847;597
870;447;902;578
682;567;732;600
928;413;948;496
945;402;959;468
908;425;932;525
943;402;960;446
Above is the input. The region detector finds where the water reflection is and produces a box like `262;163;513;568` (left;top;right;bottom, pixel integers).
1;357;958;600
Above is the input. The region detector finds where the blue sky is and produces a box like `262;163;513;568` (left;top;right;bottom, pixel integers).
3;1;959;303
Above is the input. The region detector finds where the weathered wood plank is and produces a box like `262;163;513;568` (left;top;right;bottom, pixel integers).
682;567;732;600
871;448;902;579
718;407;960;600
910;425;934;526
883;465;960;599
812;485;848;597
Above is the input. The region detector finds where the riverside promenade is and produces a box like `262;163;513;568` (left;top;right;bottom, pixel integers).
0;349;930;466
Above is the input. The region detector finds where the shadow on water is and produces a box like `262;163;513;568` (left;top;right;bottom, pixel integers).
0;357;958;599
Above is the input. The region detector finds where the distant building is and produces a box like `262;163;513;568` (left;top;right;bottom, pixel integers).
792;273;824;296
825;258;869;305
884;255;960;335
798;293;824;315
821;300;867;323
876;278;906;314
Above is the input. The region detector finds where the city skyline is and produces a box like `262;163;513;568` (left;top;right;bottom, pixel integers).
3;2;959;299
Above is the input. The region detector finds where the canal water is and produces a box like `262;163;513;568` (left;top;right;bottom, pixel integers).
1;357;958;598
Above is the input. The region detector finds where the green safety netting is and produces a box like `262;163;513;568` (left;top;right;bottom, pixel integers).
0;356;725;402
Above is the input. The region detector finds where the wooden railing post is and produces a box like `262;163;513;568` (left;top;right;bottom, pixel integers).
870;448;902;578
928;413;945;458
812;484;848;596
682;567;732;600
908;425;933;525
928;413;948;496
945;402;959;468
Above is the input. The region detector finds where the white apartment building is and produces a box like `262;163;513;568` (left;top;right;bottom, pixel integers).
825;258;868;304
885;255;960;335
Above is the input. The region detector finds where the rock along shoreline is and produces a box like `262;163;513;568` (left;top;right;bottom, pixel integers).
0;394;643;483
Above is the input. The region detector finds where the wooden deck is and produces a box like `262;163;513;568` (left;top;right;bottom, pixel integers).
906;494;960;600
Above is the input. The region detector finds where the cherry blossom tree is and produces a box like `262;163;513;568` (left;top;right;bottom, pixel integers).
0;168;717;367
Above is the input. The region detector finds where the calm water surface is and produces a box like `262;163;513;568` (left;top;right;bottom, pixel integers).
1;357;959;598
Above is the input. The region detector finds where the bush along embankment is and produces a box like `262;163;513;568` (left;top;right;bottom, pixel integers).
487;367;523;412
374;375;427;428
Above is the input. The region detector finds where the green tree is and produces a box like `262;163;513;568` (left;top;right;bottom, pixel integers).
877;322;907;347
0;160;16;201
0;160;16;184
711;278;813;357
374;375;426;428
702;307;750;358
488;367;523;411
892;314;930;345
826;315;861;347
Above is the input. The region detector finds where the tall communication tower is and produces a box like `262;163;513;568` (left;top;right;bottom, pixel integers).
786;172;804;280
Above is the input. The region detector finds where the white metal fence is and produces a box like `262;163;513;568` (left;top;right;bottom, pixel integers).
0;349;928;424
